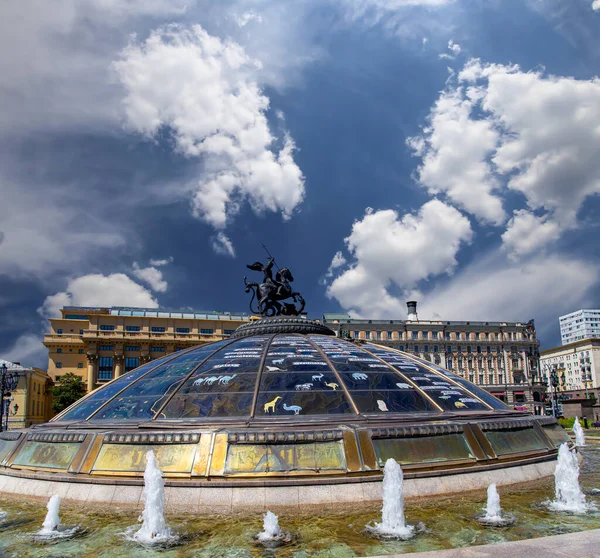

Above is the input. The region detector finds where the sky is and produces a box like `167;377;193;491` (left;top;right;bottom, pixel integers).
1;0;599;368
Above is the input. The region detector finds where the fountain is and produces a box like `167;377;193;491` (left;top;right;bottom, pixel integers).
130;450;177;545
548;443;594;514
574;416;586;447
39;495;61;535
257;510;287;543
366;458;415;539
478;484;515;526
33;495;79;540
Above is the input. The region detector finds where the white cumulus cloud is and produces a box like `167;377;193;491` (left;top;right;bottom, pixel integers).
211;232;236;257
439;39;461;59
39;273;159;319
326;251;347;277
149;256;173;267
501;210;560;260
114;24;305;252
593;0;600;10
327;200;473;317
407;88;505;225
410;58;600;253
132;262;168;292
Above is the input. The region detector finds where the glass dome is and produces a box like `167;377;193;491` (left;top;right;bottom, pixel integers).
54;334;509;423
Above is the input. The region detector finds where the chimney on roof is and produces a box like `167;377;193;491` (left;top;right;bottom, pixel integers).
406;301;418;322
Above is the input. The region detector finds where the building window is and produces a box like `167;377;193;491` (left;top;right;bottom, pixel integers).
457;345;462;353
469;374;474;382
56;362;62;368
433;345;438;353
479;374;484;384
447;357;453;368
423;345;429;353
447;346;452;354
411;331;418;339
353;331;359;339
98;357;113;381
99;325;115;331
477;346;481;353
446;331;451;340
151;347;165;352
77;363;83;369
126;326;141;332
125;357;139;372
200;329;214;335
125;345;140;351
399;345;404;351
79;329;84;335
99;345;114;351
57;329;63;334
387;331;393;339
57;348;62;354
151;327;165;333
376;331;382;340
467;346;472;354
176;328;190;333
224;329;235;335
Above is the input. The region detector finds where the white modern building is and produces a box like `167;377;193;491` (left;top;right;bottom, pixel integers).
559;309;600;345
540;338;600;395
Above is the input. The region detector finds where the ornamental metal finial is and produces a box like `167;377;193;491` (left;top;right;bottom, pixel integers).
244;252;305;317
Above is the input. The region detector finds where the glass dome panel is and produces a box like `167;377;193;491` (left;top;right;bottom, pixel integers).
255;335;354;416
161;336;270;419
56;351;185;422
364;344;491;411
426;363;508;410
87;341;231;421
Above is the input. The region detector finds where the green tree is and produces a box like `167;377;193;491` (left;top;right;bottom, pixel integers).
52;373;86;414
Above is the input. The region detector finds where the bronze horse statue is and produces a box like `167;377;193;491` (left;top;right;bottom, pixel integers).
244;257;305;316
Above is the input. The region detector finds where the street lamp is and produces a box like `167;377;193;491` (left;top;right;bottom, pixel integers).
0;363;21;432
550;367;559;418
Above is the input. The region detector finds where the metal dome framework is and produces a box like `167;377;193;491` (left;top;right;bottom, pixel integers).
52;334;507;425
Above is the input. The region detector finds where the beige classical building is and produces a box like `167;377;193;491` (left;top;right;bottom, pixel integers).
0;359;53;429
322;301;544;412
540;338;600;397
43;307;253;392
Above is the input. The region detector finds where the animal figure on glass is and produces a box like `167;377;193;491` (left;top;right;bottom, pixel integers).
352;373;368;381
244;256;305;316
217;374;237;385
295;383;313;391
377;400;389;412
193;376;219;386
266;365;283;372
395;382;411;389
272;358;285;365
264;396;282;414
454;401;467;408
325;382;339;391
312;373;324;382
283;403;302;415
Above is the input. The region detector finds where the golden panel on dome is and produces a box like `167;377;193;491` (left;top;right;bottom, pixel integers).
12;442;80;469
226;444;269;473
225;441;345;474
93;443;195;473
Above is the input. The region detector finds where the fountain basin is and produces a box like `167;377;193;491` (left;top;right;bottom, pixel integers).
0;330;572;513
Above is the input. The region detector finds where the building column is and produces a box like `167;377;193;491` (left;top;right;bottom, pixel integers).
114;354;124;379
86;353;98;392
